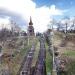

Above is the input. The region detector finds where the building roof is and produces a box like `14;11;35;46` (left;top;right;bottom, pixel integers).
29;16;33;25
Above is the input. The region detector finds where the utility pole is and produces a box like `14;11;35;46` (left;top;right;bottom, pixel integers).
51;30;57;75
51;20;57;75
48;18;57;75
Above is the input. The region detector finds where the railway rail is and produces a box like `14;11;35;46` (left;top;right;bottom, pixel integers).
34;38;46;75
17;44;35;75
18;37;46;75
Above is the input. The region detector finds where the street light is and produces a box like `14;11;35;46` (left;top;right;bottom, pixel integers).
48;19;57;75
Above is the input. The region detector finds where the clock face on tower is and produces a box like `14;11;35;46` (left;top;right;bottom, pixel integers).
29;30;32;32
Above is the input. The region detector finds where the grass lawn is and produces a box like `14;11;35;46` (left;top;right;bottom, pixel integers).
31;41;40;67
63;50;75;57
45;43;52;74
11;37;37;75
12;46;30;75
61;50;75;75
67;61;75;75
53;31;75;75
2;44;31;75
1;37;37;75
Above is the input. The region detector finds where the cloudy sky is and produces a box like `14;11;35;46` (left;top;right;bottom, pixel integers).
0;0;75;32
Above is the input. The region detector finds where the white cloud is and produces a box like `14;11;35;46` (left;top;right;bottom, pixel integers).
0;0;65;32
49;5;64;15
0;17;11;30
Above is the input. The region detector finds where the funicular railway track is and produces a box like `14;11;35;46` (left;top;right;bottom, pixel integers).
17;37;46;75
17;44;35;75
34;38;46;75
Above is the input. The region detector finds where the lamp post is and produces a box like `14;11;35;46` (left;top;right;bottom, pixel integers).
51;23;57;75
48;19;57;75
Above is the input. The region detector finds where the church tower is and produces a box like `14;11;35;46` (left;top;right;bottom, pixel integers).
28;16;34;36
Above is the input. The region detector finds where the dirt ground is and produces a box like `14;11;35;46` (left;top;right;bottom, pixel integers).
53;31;75;75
